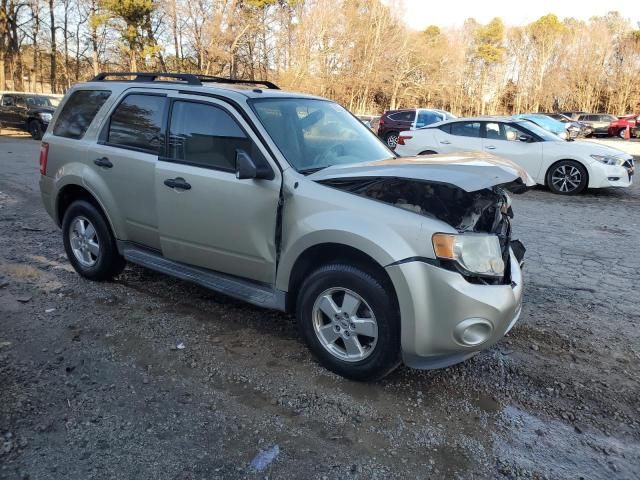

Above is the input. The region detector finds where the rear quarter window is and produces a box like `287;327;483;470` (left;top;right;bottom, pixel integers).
53;90;111;139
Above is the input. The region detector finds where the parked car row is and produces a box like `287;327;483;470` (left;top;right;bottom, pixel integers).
394;116;635;195
375;108;638;148
0;91;63;139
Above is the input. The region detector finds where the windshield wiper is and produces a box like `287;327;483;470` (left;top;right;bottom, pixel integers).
298;165;332;175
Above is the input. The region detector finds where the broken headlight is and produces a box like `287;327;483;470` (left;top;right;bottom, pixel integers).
591;154;624;166
432;233;505;278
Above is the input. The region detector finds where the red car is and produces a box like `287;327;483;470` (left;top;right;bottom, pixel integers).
608;114;640;138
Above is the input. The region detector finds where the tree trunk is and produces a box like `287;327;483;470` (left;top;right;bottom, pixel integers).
49;0;56;93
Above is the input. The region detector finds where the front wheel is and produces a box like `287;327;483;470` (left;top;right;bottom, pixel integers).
28;120;43;140
296;264;401;381
618;128;628;139
546;160;588;195
62;200;126;280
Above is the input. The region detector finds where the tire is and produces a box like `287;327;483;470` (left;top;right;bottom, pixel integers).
546;160;588;195
384;131;399;149
296;264;401;381
61;200;125;280
28;120;43;140
418;150;437;155
618;129;627;139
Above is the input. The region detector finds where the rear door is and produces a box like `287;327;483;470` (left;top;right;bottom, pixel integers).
433;121;483;153
482;122;544;180
155;94;281;284
92;90;170;250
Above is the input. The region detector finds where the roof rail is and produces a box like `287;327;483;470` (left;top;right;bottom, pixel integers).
91;72;279;89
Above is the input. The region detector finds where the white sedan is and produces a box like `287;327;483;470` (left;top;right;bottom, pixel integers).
394;117;635;194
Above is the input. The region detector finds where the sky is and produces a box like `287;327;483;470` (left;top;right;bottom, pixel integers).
400;0;640;30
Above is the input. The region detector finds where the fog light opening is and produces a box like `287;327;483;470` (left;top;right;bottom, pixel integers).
608;177;620;181
454;318;493;346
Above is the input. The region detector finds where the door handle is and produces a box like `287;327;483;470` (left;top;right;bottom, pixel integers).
485;145;496;150
440;140;451;144
164;177;191;190
93;157;113;168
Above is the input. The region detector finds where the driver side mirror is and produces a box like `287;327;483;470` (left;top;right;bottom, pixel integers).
235;149;274;180
518;135;531;143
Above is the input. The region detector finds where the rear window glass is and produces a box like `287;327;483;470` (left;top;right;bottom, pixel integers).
53;90;111;139
450;121;481;138
388;111;415;122
107;94;166;153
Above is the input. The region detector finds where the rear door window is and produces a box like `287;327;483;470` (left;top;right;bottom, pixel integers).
107;94;166;153
389;111;415;122
450;121;481;137
438;123;451;134
53;90;111;139
167;100;264;171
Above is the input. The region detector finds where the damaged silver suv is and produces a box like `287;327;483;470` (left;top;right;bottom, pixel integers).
39;72;533;380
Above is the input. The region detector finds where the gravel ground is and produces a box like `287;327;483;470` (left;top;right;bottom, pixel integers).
1;135;639;480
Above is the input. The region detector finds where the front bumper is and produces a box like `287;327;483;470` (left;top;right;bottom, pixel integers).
588;158;634;188
386;250;523;369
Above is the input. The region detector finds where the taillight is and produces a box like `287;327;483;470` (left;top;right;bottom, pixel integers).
379;117;385;125
397;135;412;146
39;142;49;175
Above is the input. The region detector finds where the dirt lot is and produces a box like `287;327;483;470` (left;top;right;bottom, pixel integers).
1;135;639;479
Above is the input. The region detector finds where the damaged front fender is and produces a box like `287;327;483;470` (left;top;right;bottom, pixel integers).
317;176;524;285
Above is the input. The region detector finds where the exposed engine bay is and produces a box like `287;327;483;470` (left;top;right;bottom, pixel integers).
319;177;526;284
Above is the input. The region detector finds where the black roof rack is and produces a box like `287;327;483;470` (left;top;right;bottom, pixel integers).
91;72;279;90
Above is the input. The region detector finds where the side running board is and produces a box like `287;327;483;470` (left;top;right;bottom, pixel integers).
120;243;286;311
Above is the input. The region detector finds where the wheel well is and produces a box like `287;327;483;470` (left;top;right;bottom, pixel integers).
286;243;397;314
418;150;437;155
544;159;589;187
56;184;104;225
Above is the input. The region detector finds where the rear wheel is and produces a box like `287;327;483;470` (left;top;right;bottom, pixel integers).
618;128;627;139
296;264;401;381
385;131;399;149
546;160;588;195
62;200;125;280
28;120;43;140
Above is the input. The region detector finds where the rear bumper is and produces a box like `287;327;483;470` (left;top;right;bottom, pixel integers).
386;250;523;369
39;175;58;225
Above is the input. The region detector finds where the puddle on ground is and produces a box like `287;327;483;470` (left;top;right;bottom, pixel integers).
495;405;640;479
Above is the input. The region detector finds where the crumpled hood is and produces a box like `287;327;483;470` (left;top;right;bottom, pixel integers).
308;151;536;193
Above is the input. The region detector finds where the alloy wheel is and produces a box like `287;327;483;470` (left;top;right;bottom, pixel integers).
312;287;378;362
386;134;398;148
69;216;100;267
551;165;582;193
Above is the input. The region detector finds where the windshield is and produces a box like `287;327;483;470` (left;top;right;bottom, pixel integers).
516;120;563;141
251;98;393;172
